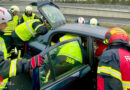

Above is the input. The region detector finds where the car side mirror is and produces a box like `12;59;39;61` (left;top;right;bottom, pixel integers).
79;65;91;78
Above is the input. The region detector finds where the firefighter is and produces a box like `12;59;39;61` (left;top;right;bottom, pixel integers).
40;34;83;84
97;27;130;90
11;19;48;59
3;5;20;54
20;6;38;24
86;18;100;26
4;5;20;35
57;34;83;65
74;17;85;24
0;7;45;90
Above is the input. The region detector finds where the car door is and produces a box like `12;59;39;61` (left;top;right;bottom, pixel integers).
37;1;66;29
31;37;91;90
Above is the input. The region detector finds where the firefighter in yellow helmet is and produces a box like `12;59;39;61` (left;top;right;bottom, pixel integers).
3;5;20;55
0;7;45;90
20;6;38;24
86;18;100;26
4;5;20;36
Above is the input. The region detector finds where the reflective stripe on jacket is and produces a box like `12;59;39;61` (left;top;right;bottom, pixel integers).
0;31;33;89
97;47;130;90
15;19;40;41
0;37;7;59
58;34;82;63
23;13;35;22
0;36;17;89
4;15;19;35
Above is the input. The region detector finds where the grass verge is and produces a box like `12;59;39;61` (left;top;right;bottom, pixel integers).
101;23;130;36
66;19;130;36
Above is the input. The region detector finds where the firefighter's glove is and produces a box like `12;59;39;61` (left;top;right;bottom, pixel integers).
30;55;45;69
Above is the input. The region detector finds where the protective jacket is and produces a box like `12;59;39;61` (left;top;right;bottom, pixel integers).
4;15;19;35
20;13;38;24
97;44;130;90
58;34;83;64
95;40;107;57
0;31;32;90
15;19;47;41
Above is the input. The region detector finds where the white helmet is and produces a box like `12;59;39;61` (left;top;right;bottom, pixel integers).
78;17;85;24
25;6;33;12
90;18;98;26
0;7;12;24
9;5;20;13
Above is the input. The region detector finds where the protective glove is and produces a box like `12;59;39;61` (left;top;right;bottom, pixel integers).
30;54;45;69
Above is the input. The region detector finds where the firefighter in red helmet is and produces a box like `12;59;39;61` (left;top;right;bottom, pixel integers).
97;27;130;90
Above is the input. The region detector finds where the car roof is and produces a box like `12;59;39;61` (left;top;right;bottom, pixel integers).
55;23;109;39
38;23;110;43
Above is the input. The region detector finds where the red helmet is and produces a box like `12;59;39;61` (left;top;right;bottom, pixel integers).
104;27;129;44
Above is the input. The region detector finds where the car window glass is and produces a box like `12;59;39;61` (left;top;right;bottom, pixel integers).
39;54;53;88
41;5;66;28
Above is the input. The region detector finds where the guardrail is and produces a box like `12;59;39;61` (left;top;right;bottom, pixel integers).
1;2;130;19
59;5;130;19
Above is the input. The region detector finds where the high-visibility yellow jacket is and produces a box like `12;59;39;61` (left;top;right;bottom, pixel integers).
15;19;42;41
23;13;35;22
0;32;14;89
0;31;33;89
58;34;83;64
4;15;19;35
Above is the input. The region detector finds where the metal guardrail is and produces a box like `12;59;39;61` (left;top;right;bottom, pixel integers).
56;3;130;10
1;1;130;19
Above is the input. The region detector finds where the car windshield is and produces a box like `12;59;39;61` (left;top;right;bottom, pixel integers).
41;5;66;28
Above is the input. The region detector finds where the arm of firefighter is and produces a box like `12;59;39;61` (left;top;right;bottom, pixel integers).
19;17;24;24
32;21;48;35
0;59;30;79
34;15;39;19
97;51;123;90
0;55;44;79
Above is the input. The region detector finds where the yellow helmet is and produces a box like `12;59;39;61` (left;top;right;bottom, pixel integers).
90;18;98;26
9;5;20;13
25;6;33;12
